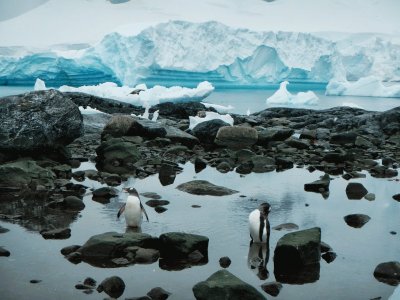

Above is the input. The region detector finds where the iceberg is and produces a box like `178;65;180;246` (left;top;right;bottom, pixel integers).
2;21;400;88
58;80;214;107
201;102;234;113
326;76;400;97
34;78;46;91
189;111;234;130
266;81;319;106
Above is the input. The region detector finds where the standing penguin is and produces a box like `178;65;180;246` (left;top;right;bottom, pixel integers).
117;188;149;227
249;202;271;244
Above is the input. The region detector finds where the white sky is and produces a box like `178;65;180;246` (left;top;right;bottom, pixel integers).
0;0;399;47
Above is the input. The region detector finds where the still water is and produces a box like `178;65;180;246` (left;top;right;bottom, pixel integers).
0;161;399;300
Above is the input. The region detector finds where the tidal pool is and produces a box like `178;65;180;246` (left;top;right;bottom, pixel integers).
0;161;399;299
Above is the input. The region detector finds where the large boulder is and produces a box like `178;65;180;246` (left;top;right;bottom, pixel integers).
193;270;266;300
96;137;141;174
176;180;238;196
215;126;258;149
128;118;167;138
257;126;294;145
274;227;321;284
0;90;83;154
192;119;230;144
345;182;368;200
159;232;209;258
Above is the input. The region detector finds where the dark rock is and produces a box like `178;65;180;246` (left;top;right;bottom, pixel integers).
193;270;266;300
141;192;162;199
304;174;331;193
77;232;159;262
216;161;232;173
251;156;275;173
41;228;71;239
61;245;81;256
286;137;310;149
345;182;368;199
393;194;400;202
0;225;10;234
215;126;258;149
373;261;400;286
126;297;151;300
257;127;294;145
370;166;398;178
275;157;294;170
146;200;170;207
103;173;122;186
364;193;376;201
219;256;231;268
344;214;371;228
0;90;83;154
192;119;230;144
92;187;118;203
192;205;201;208
176;180;238;196
30;280;41;284
95;137;140;174
151;102;215;119
101;114;135;138
147;287;171;300
274;227;321;284
159;232;208;259
128;118;167;138
97;276;125;298
320;241;332;253
158;162;178;186
188;250;205;263
75;284;93;290
324;151;353;163
154;206;168;213
126;246;160;264
83;277;96;287
378;106;400;135
322;251;337;263
194;157;207;173
330;132;357;145
66;252;82;264
165;126;199;147
261;282;282;297
235;162;254;174
0;246;10;257
273;223;299;231
62;196;85;210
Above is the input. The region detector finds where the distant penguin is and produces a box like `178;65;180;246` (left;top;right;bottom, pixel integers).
117;188;149;227
249;202;271;243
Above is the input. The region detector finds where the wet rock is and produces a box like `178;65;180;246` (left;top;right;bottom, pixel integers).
304;174;331;194
344;214;371;228
373;261;400;286
370;166;398;178
141;192;162;199
0;246;10;257
192;119;230;144
126;296;151;300
65;252;82;264
165;126;199;147
393;194;400;202
324;151;353;163
125;246;160;264
322;251;337;263
193;270;266;300
320;241;332;253
97;276;125;298
219;256;231;268
176;180;238;196
345;182;368;200
194;157;207;173
92;187;118;204
215;126;258;149
147;287;171;300
61;245;81;256
30;280;41;284
102;173;122;186
251;156;275;173
151;102;215;119
77;232;159;262
273;223;299;231
48;195;85;211
158;162;178;186
75;283;93;290
216;161;232;173
274;227;321;284
41;228;71;239
154;206;168;213
101;114;135;138
128;118;167;138
95;137;140;174
286;137;310;149
0;159;55;190
0;90;83;154
159;232;208;259
84;277;96;287
275;157;294;170
0;225;9;234
261;282;282;297
235;162;254;174
146;200;170;207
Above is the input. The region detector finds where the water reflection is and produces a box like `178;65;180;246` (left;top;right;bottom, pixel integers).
247;242;270;280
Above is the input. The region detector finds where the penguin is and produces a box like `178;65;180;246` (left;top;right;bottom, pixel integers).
117;187;149;227
249;202;271;244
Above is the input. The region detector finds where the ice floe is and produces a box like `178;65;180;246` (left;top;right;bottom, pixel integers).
266;81;319;106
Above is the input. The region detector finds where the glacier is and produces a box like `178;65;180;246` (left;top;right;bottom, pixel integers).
1;21;400;92
266;81;319;106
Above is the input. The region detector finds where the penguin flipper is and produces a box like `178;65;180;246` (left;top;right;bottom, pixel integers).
259;215;265;242
117;203;126;219
140;202;149;221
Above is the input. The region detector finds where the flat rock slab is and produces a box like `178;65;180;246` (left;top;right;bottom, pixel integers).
176;180;238;196
193;270;266;300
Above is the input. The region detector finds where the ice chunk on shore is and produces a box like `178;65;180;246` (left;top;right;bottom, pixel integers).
266;81;319;106
326;76;400;97
341;102;364;109
79;106;106;114
201;102;234;113
389;285;400;300
34;78;46;91
58;81;214;107
189;111;234;130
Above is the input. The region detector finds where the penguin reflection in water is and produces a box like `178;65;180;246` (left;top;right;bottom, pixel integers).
117;188;149;228
248;202;271;279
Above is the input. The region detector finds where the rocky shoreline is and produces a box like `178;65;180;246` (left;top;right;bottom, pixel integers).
0;89;399;299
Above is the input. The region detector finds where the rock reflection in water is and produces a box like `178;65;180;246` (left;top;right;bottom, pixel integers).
158;163;181;186
274;261;320;284
247;242;270;280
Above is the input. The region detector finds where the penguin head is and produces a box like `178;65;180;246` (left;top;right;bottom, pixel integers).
123;187;139;197
259;202;271;217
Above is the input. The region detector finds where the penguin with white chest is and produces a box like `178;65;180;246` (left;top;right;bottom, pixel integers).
117;188;149;227
249;202;271;244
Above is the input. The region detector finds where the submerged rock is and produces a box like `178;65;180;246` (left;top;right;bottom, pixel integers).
97;276;125;298
41;228;71;239
193;270;266;300
176;180;238;196
373;261;400;286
